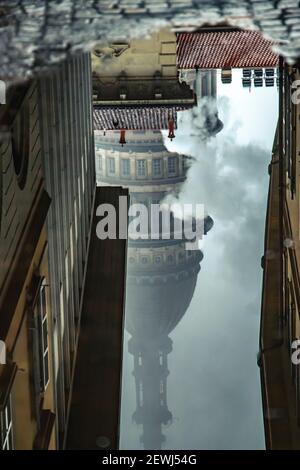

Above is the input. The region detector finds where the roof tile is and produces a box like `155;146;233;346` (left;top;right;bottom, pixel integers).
177;30;279;69
93;105;192;130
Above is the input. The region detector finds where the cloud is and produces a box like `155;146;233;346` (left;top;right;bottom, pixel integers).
160;100;269;449
121;92;275;450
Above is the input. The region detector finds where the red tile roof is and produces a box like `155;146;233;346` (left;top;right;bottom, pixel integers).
177;30;278;69
93;105;191;131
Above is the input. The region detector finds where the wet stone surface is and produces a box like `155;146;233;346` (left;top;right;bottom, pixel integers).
0;0;300;81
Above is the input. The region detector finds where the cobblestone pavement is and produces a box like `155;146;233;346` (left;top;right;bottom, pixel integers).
0;0;300;81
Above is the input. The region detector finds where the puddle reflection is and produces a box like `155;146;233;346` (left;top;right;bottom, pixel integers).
93;28;278;450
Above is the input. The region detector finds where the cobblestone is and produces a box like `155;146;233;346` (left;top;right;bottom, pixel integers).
0;0;299;81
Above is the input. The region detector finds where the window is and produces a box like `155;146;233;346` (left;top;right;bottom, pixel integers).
0;396;14;450
108;157;115;175
167;254;174;264
121;159;130;177
37;283;50;392
65;253;69;301
137;160;146;177
152;199;161;205
152;158;162;177
168;156;177;176
81;155;85;193
74;199;78;241
138;382;143;406
97;156;102;172
70;224;74;271
159;353;163;366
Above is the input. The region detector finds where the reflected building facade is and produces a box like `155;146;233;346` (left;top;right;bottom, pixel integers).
96;128;213;449
95;129;188;201
93;29;218;449
177;27;280;140
259;59;300;449
178;69;223;140
92;29;196;139
0;53;96;450
126;238;206;449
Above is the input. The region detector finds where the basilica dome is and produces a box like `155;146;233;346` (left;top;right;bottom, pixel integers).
126;244;203;339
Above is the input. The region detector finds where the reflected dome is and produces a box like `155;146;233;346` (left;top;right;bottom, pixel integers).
126;245;203;339
126;214;213;340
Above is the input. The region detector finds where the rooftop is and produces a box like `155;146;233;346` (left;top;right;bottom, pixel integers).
93;105;193;131
177;30;279;69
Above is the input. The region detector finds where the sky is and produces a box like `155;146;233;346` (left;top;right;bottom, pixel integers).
120;69;279;450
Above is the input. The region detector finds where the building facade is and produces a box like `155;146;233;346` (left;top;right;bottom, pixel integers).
92;29;177;81
92;29;196;134
259;59;300;449
0;82;55;450
177;29;279;93
0;52;96;449
38;53;96;447
177;69;223;141
96;127;213;449
95;129;188;198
